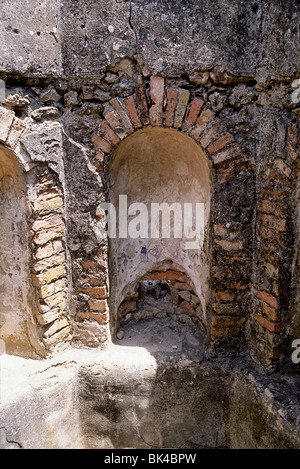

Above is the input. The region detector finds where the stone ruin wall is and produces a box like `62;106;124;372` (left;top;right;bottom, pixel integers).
0;0;299;369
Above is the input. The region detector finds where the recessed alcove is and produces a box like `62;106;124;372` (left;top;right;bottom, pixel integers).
107;127;211;336
116;262;205;331
0;145;41;357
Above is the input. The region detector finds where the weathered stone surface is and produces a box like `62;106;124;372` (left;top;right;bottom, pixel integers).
31;106;60;121
40;87;61;103
0;0;299;82
0;107;14;143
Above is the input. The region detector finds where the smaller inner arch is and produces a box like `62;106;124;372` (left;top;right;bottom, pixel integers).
107;126;211;337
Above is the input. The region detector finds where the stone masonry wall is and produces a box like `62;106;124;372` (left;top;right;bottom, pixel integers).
0;0;299;368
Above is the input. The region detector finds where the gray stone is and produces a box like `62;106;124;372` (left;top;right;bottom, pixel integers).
64;90;78;107
229;84;256;107
209;91;228;112
40;87;61;103
5;93;30;108
0;107;14;143
116;330;124;340
31;106;60;121
0;0;298;81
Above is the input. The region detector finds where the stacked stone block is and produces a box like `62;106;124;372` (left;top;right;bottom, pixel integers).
30;166;70;348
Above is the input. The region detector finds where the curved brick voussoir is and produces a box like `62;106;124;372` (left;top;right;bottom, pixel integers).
91;75;238;169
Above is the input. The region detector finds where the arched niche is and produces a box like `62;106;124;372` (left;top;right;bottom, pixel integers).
107;127;211;334
0;145;42;357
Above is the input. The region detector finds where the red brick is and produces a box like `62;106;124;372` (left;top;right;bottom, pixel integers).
183;98;204;130
212;302;241;316
287;142;298;161
164;89;178;127
190;108;214;139
260;226;284;247
149;76;165;125
212;315;246;328
39;173;53;185
213;251;249;265
269;169;290;186
89;299;107;312
212;291;236;301
199;122;225;149
261;247;280;267
35;308;61;326
100;122;120;146
31;214;63;232
135;86;150;126
177;300;195;315
81;260;99;271
77;286;107;299
77;311;109;325
214;239;243;251
103;110;121;130
124;95;142;129
213;224;229;237
118;300;137;317
272;281;280;297
216;155;253;173
287;122;299;147
88;276;106;286
260;187;284;201
33;225;64;246
35;240;63;260
260;213;286;232
274;158;292;178
257;314;283;333
143;270;186;282
91;132;112;153
32;195;63;214
206;133;235;154
174;282;194;291
259;199;287;218
196;108;214;127
216;158;254;183
38;186;62;198
212;145;241;165
211;316;246;337
257;290;279;309
262;302;281;322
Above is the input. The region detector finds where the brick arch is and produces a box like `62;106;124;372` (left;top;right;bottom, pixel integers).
88;75;254;344
91;75;241;168
116;262;205;336
0;107;70;353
